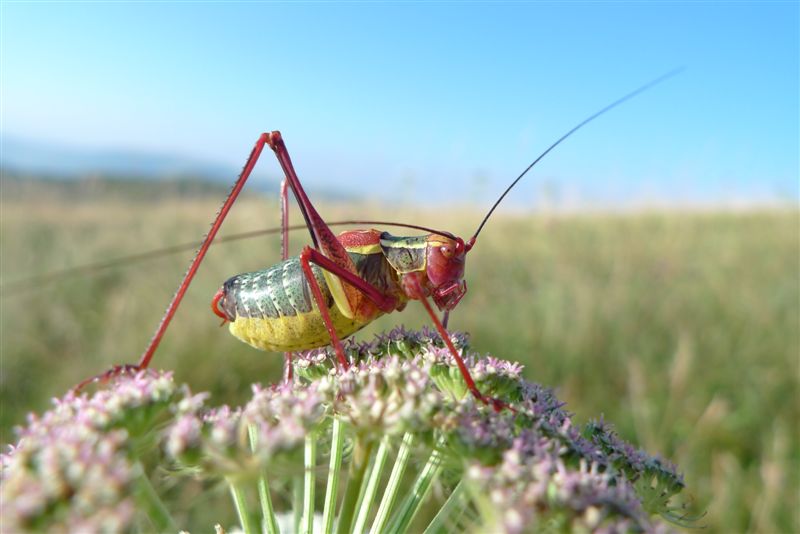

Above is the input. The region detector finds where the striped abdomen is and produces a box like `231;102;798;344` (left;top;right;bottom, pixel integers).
216;251;401;352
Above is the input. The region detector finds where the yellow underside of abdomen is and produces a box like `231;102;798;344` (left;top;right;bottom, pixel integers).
228;307;372;352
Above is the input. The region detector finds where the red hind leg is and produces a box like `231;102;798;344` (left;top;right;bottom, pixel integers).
72;364;140;393
136;133;272;371
266;133;375;317
267;132;399;375
75;134;273;392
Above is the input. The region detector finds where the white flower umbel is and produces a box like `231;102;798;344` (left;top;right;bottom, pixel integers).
2;329;687;533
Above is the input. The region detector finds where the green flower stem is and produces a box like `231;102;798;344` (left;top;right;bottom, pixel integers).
303;433;317;534
293;475;304;533
132;461;176;533
228;478;255;534
370;432;415;534
323;418;345;534
351;444;378;522
422;479;467;534
258;473;279;534
247;425;279;534
386;438;445;534
465;477;497;528
337;437;374;534
352;436;391;534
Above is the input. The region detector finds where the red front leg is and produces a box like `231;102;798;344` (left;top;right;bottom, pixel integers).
301;244;509;412
404;273;512;413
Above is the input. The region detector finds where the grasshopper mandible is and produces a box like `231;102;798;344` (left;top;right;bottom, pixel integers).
78;70;681;411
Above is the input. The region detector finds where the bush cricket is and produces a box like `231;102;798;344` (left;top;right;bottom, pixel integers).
76;70;682;411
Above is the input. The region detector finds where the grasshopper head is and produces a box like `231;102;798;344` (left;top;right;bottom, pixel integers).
425;235;467;311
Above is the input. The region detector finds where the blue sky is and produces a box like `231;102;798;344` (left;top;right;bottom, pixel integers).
2;2;797;207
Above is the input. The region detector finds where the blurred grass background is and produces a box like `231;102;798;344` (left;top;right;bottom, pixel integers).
1;177;797;532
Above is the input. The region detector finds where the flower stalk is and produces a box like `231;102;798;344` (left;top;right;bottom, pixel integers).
228;478;255;534
353;435;391;534
303;433;317;534
336;437;374;534
248;425;279;534
293;475;304;533
423;479;468;534
386;440;445;534
322;417;345;533
132;462;176;533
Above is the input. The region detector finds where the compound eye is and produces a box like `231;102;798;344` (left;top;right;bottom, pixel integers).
440;245;454;259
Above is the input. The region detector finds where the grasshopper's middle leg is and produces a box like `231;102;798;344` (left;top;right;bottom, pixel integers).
299;246;398;369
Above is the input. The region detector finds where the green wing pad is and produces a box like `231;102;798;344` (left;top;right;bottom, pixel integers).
379;233;427;274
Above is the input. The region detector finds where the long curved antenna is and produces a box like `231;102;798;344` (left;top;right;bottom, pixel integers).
0;219;454;297
468;67;684;247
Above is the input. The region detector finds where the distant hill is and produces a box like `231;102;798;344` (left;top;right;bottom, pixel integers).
2;136;237;181
0;172;256;203
1;136;359;202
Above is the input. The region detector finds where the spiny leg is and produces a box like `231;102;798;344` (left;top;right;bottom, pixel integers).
297;255;508;412
73;364;140;393
138;133;272;370
280;178;290;261
302;247;397;313
75;133;273;391
299;246;503;412
265;133;368;313
266;131;365;378
265;132;393;347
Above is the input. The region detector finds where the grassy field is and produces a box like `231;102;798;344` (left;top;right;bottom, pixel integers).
1;178;797;532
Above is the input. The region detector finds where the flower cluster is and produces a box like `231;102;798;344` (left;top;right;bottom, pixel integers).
324;356;440;437
466;432;659;533
2;328;687;533
166;381;330;478
1;371;192;532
